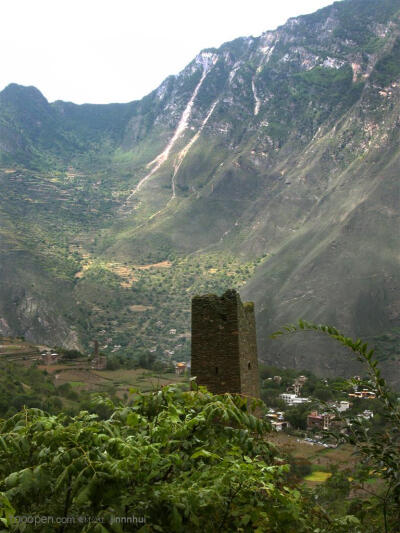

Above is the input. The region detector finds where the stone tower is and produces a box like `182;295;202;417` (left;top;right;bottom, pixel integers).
191;289;260;399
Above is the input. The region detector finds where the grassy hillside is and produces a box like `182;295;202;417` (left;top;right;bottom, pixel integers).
0;336;189;418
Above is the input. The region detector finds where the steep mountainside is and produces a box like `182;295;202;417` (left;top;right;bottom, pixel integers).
0;0;399;384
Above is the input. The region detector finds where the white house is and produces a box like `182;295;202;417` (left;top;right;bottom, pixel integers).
337;401;350;412
358;410;374;421
280;393;310;406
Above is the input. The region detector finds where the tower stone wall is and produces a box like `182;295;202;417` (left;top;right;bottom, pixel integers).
191;289;260;399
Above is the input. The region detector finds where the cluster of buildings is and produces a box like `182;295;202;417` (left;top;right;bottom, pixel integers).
276;373;377;433
279;375;311;406
265;409;289;431
305;401;350;431
306;406;374;431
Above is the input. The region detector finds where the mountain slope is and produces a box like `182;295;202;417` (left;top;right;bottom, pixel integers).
0;0;399;384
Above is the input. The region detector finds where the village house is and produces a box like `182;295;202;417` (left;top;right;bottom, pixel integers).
175;362;187;375
271;420;289;431
293;383;301;396
337;400;350;412
91;356;107;370
357;409;374;421
41;351;62;365
329;400;351;412
307;411;335;431
348;389;376;400
111;345;121;353
286;375;308;396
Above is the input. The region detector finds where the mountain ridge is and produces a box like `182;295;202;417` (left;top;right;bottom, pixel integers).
1;0;400;385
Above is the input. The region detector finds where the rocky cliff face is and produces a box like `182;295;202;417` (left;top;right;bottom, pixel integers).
0;0;399;383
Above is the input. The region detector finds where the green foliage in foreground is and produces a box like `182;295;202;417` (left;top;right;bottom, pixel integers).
0;386;360;533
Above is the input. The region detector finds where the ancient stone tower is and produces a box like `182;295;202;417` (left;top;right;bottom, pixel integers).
191;289;260;399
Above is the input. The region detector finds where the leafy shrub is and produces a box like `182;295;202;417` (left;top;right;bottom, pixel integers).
0;385;356;532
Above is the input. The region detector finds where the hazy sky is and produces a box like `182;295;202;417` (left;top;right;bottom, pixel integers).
0;0;338;104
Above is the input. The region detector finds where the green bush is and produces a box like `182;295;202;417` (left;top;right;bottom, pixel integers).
0;385;365;532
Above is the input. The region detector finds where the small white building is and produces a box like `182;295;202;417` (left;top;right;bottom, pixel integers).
271;420;289;431
358;410;374;421
337;401;350;412
280;393;310;406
